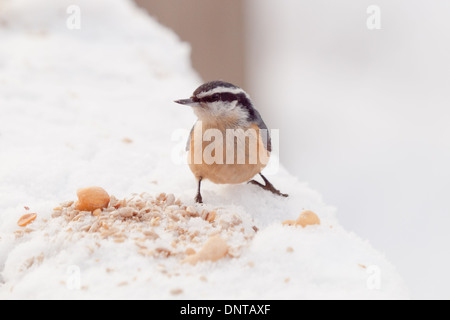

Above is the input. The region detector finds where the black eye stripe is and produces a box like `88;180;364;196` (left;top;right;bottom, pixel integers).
220;92;239;102
199;92;246;103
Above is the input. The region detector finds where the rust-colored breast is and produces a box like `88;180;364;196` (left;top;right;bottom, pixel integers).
187;122;270;184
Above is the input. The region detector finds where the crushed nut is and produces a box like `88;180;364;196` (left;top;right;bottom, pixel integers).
17;213;37;227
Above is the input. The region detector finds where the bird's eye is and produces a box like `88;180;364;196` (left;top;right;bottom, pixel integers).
212;93;221;101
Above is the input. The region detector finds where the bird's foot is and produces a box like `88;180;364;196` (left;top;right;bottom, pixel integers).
248;174;288;198
194;193;203;204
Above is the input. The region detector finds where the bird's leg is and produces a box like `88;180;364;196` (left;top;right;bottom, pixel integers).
248;173;288;198
195;177;203;203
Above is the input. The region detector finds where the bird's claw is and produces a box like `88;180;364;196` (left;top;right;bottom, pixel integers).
248;175;288;198
195;193;203;204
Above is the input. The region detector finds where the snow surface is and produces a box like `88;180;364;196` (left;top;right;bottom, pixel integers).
0;0;408;299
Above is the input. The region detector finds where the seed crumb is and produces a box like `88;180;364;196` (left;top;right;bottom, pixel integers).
170;288;183;295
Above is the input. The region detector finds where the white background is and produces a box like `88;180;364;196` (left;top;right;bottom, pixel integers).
246;0;450;299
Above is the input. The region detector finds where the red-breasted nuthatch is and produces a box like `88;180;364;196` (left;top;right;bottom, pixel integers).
175;80;287;203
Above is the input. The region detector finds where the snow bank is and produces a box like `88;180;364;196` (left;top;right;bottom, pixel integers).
0;0;408;299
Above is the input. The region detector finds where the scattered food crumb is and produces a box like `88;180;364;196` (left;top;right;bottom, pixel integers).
282;210;320;228
49;192;253;264
170;288;183;295
183;236;229;265
75;186;110;212
205;211;216;222
17;213;37;227
286;247;294;253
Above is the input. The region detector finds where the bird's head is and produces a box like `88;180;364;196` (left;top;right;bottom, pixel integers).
175;81;256;127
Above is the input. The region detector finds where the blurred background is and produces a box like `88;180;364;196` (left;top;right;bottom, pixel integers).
135;0;450;299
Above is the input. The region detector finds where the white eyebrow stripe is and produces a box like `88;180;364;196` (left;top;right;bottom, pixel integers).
197;87;250;99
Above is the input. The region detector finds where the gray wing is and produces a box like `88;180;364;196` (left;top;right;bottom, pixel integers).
252;109;272;152
186;121;197;151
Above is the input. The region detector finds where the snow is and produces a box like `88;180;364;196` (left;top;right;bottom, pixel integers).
246;0;450;299
0;0;408;299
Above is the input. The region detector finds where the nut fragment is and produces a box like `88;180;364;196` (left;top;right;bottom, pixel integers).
282;220;296;226
205;211;216;223
75;187;110;212
186;206;197;215
143;230;159;240
170;288;183;295
117;207;134;218
61;201;74;208
17;213;37;227
165;194;175;206
283;210;320;228
296;210;320;227
183;236;229;265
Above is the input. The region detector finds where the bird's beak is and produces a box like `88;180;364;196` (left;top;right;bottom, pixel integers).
174;98;200;107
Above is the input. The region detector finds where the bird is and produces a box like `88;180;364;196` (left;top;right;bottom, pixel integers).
175;80;288;203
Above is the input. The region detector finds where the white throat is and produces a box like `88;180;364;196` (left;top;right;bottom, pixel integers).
193;101;250;128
